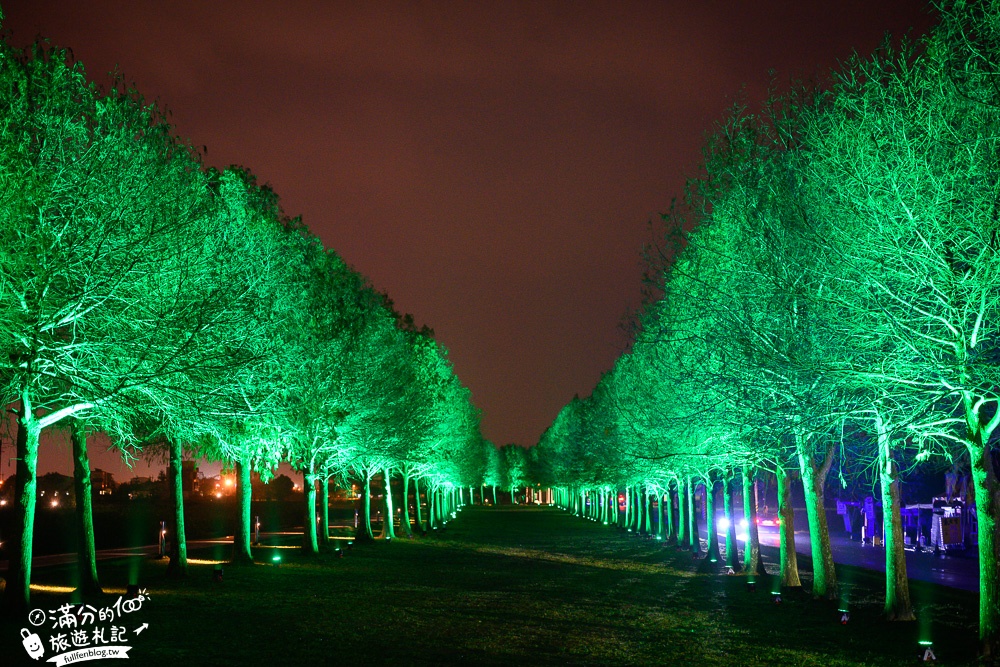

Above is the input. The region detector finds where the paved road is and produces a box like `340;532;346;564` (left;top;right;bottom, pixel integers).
708;508;979;592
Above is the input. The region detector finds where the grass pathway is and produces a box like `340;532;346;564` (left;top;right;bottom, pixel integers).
1;505;979;665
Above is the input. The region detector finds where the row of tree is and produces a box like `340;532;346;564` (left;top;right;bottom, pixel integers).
532;1;1000;660
0;13;505;609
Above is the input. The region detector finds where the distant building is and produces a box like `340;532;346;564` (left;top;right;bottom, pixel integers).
92;469;117;496
123;476;158;499
182;460;199;497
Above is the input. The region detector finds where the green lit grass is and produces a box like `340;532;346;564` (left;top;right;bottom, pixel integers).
1;506;978;666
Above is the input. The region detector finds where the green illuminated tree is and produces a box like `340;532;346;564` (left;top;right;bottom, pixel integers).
0;40;263;604
799;6;1000;647
501;444;529;504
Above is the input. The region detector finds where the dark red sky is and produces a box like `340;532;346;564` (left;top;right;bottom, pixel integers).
1;1;935;479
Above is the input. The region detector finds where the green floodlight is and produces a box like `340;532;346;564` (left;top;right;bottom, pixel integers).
272;554;281;565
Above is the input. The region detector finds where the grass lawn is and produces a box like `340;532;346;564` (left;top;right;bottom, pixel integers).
1;504;979;666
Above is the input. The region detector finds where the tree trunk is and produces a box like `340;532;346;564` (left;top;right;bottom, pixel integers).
380;469;396;540
634;485;642;531
777;463;801;588
167;439;188;576
724;472;741;572
401;473;414;537
232;459;254;564
705;476;721;562
492;485;497;506
967;426;1000;660
687;476;699;554
677;480;687;546
875;410;913;620
414;476;425;532
8;408;40;609
797;433;838;599
427;485;437;529
71;422;102;593
320;477;330;546
742;465;762;575
302;470;318;554
358;474;375;540
643;486;652;533
656;490;664;539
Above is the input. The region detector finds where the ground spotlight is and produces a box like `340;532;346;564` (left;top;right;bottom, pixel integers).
772;591;782;604
126;584;140;599
919;640;935;661
213;566;224;583
745;580;756;593
839;609;849;624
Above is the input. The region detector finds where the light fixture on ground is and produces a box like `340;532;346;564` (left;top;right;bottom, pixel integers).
839;609;849;624
772;591;781;604
126;584;140;599
919;641;935;661
213;566;223;583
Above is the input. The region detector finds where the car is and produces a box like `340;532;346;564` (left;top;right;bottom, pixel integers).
755;509;781;530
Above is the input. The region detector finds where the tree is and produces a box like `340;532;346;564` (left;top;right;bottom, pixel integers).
800;7;1000;648
0;40;260;604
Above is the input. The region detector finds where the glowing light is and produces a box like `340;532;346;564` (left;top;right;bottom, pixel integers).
49;499;59;508
718;517;729;532
30;584;75;593
215;492;223;499
187;558;224;565
258;545;299;550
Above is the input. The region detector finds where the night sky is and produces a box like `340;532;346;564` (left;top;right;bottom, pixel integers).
1;1;935;479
